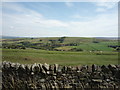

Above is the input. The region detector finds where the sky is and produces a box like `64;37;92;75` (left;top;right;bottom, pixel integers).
2;2;118;37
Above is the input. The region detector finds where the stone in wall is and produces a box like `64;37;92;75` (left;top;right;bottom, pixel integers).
2;61;120;89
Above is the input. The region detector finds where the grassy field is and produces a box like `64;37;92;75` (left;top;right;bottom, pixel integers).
2;37;119;66
2;49;118;66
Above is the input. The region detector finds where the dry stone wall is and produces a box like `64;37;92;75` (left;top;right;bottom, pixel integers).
2;61;120;90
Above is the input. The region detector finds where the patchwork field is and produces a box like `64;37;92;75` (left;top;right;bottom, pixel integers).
2;37;119;66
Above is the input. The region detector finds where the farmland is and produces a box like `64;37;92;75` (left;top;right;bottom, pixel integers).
1;37;119;66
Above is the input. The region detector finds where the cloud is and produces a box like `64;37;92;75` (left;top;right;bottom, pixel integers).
67;13;118;37
72;15;83;19
71;14;91;20
10;26;14;29
95;2;116;9
3;3;68;28
0;2;2;35
34;19;69;27
2;2;118;37
94;2;117;12
96;8;106;12
65;2;74;7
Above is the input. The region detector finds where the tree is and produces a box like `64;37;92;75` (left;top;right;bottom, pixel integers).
58;37;66;43
93;41;99;43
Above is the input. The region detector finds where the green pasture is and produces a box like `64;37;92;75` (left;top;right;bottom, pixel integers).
2;49;118;66
55;41;118;51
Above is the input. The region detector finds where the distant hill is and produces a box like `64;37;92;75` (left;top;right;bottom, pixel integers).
1;36;119;40
95;37;119;40
1;36;36;39
1;36;47;39
1;36;22;39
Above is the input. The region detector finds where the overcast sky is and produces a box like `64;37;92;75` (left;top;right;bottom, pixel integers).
2;2;118;37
